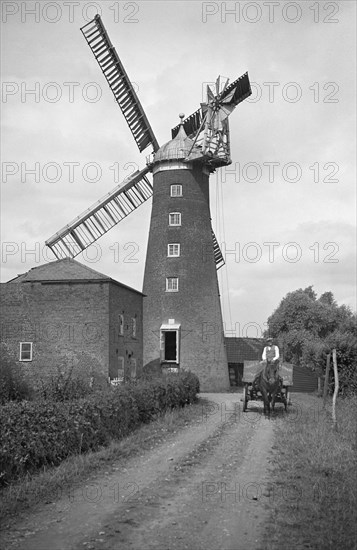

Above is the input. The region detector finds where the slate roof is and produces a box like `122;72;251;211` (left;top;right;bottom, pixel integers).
6;258;144;295
225;337;264;363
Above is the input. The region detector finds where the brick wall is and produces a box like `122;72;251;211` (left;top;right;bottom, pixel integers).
109;283;143;381
143;166;229;391
0;280;142;388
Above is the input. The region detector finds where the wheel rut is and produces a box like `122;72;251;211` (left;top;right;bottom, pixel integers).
1;393;276;550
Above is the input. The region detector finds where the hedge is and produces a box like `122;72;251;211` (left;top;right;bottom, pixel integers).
0;371;199;486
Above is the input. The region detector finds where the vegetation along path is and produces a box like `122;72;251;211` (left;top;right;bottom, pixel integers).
1;393;356;550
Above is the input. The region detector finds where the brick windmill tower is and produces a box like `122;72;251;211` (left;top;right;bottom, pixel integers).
45;15;251;390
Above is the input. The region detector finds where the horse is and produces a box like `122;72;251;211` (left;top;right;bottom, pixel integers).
252;360;284;416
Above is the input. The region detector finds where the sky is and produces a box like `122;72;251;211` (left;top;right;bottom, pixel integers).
1;0;356;337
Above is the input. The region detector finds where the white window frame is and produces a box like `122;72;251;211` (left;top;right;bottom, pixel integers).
169;212;181;226
132;317;137;337
167;243;180;257
20;342;33;362
118;314;124;336
170;184;182;197
166;277;179;292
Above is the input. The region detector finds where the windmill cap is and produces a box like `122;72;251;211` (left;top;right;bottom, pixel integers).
153;114;194;163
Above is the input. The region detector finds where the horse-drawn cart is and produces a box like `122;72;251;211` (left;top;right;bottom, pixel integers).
242;361;293;413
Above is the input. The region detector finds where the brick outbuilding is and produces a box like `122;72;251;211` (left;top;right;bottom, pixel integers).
225;337;264;386
225;337;318;392
0;259;143;387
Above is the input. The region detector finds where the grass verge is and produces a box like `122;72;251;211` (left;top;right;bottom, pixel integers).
0;398;208;526
261;393;357;550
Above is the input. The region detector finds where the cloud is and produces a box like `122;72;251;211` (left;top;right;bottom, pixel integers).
1;1;356;334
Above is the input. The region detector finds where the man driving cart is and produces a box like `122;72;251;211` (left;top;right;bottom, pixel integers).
262;337;280;365
252;337;282;392
242;338;292;412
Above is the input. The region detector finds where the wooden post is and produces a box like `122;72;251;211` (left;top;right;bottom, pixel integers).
332;348;339;429
323;353;331;407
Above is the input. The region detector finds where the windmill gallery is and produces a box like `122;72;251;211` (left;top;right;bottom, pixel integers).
2;15;252;391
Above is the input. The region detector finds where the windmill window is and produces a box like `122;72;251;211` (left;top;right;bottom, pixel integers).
166;277;179;292
168;244;180;257
169;212;181;226
20;342;32;362
170;185;182;197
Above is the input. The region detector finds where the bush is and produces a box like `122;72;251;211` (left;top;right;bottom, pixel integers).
302;331;357;397
35;367;95;402
0;370;199;486
0;350;32;404
0;388;140;486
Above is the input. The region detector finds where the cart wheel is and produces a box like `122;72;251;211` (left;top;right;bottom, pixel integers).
242;384;248;412
285;387;291;406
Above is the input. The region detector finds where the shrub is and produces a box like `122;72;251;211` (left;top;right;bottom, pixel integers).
0;347;32;404
0;389;139;486
0;370;199;486
35;367;95;402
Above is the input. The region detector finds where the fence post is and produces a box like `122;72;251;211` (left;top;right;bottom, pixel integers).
332;348;339;430
323;353;331;408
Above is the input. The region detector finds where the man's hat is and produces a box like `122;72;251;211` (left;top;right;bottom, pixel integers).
266;337;273;342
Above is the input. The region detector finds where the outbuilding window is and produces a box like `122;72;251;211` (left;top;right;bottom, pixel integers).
117;356;125;381
131;358;137;378
20;342;32;362
118;314;124;336
131;317;137;337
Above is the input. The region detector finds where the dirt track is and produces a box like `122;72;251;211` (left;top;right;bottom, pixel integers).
1;393;281;550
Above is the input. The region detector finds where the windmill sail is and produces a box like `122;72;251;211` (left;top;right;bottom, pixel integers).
171;72;251;168
46;166;153;259
81;15;159;153
218;72;251;106
171;108;203;140
211;229;225;270
171;72;251;140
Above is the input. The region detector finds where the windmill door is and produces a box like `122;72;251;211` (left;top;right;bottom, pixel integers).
160;324;180;365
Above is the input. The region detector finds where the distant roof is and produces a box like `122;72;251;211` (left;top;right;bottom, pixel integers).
225;337;264;363
6;258;144;295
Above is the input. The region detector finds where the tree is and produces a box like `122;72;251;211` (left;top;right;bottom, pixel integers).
319;291;336;307
266;287;357;394
304;285;317;301
267;286;338;349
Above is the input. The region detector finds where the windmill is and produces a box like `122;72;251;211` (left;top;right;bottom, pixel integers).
45;15;251;391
